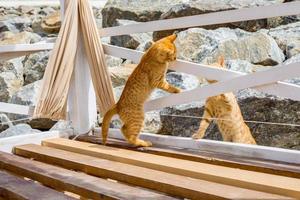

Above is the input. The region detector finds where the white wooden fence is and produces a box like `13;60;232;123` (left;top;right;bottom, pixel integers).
1;1;300;161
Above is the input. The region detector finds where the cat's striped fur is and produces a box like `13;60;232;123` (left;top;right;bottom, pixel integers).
102;34;180;147
192;57;256;144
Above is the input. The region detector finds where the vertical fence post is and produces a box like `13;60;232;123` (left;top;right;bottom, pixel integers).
60;0;97;134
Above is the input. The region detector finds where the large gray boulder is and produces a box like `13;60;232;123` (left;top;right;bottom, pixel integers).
0;16;32;33
264;22;300;58
176;28;285;65
0;114;12;133
8;81;56;130
23;51;49;85
0;57;24;102
110;19;153;49
0;31;41;45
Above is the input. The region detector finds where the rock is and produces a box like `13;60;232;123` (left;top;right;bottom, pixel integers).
0;71;23;102
0;114;12;133
50;120;72;131
176;28;284;66
105;55;123;68
226;60;272;73
102;0;180;28
41;11;61;34
23;51;49;85
110;19;152;49
8;81;56;130
0;57;24;102
0;124;41;138
0;16;32;33
102;0;288;41
109;65;135;87
0;31;41;44
283;54;300;85
264;22;300;58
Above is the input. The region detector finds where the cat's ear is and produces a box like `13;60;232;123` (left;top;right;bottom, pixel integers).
166;34;177;43
217;56;225;67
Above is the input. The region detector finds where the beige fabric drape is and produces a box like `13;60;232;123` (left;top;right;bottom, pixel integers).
33;0;115;120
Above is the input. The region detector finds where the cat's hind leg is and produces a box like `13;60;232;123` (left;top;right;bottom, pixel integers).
121;121;152;147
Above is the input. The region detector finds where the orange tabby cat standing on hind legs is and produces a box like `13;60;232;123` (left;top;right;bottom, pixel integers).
102;34;181;147
192;56;256;145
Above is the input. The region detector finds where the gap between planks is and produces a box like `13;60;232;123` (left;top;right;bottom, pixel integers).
13;144;292;200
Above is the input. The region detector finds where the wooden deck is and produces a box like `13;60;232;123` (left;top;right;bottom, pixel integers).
0;137;299;199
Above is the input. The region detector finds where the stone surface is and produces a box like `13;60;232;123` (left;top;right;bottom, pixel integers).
8;81;56;130
0;31;41;44
0;16;32;33
105;55;123;68
176;28;285;65
264;22;300;58
109;65;136;87
283;53;300;85
110;19;152;49
0;114;12;133
23;51;49;85
41;11;61;34
0;57;24;102
0;124;41;138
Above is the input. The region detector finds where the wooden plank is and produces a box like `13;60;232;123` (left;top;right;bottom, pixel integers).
13;144;292;200
75;135;300;178
42;138;300;198
0;170;75;200
100;128;300;164
0;151;175;200
99;2;300;37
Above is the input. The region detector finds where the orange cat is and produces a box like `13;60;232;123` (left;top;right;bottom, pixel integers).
102;34;181;147
192;57;256;144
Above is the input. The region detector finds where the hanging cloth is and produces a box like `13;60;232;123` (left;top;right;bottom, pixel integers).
33;0;115;120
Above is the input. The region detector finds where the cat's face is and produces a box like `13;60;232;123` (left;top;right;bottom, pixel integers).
152;34;177;63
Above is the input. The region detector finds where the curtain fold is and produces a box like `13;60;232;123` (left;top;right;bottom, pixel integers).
33;0;115;120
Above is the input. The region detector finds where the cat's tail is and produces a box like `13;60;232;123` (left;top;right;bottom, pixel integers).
101;104;118;145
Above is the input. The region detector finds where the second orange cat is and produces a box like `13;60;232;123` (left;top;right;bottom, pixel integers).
192;57;256;145
102;34;181;147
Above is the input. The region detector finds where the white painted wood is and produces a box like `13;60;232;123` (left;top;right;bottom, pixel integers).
0;102;32;115
99;1;300;37
0;131;71;153
67;27;97;134
145;62;300;111
2;43;300;102
95;128;300;164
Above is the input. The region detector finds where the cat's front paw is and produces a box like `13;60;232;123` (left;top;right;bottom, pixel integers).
192;133;202;140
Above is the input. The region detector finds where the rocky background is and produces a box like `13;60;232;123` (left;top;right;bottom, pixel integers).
0;0;300;150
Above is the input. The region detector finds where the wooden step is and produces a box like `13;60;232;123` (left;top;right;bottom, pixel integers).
76;135;300;178
0;151;175;200
14;143;292;200
42;138;300;198
0;170;75;200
